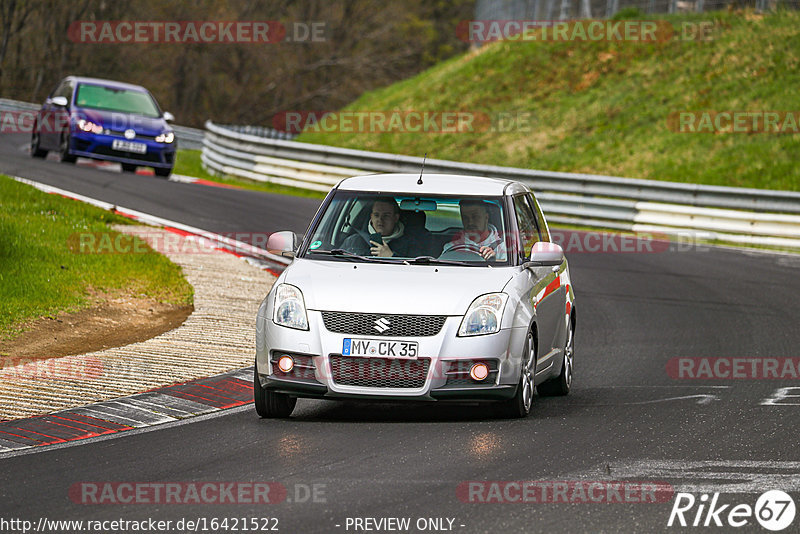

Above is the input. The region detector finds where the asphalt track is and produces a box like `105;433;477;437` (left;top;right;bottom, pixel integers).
1;132;800;533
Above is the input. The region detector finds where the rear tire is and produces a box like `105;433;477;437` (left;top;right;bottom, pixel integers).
538;317;574;397
154;166;172;178
30;131;47;158
494;330;535;418
254;364;296;418
58;133;76;163
121;163;137;173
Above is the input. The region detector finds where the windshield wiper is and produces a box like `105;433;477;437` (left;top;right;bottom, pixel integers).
306;249;398;264
407;255;473;266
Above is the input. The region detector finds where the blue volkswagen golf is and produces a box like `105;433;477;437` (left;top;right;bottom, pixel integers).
31;76;176;177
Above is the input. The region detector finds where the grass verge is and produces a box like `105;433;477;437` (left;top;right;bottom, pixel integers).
0;175;193;339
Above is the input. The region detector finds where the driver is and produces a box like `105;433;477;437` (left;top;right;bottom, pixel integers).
442;199;507;261
342;197;413;257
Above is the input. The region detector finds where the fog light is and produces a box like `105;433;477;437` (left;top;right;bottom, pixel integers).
469;362;489;381
277;355;294;373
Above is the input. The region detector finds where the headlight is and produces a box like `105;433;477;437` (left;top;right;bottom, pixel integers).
77;119;103;134
458;293;508;337
272;283;308;330
155;131;175;143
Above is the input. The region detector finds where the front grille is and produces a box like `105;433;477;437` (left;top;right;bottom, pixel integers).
330;355;430;388
321;311;446;337
73;139;91;151
105;129;158;141
93;146;164;163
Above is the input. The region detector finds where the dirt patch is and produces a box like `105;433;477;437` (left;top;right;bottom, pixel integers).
0;291;192;361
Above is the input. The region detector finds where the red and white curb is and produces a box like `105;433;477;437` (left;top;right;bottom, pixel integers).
0;367;255;456
3;177;294;448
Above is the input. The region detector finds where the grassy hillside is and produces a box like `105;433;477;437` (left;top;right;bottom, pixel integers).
298;10;800;191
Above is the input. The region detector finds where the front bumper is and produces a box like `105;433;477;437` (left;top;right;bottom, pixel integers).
70;131;176;168
256;310;525;403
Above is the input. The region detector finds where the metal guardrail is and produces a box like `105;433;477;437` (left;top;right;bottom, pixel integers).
216;124;297;141
0;98;204;150
203;121;800;248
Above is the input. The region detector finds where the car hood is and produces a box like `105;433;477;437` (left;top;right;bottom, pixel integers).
75;108;168;135
283;258;514;315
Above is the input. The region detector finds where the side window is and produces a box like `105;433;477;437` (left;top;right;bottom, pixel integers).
51;80;73;102
513;194;538;260
529;193;550;242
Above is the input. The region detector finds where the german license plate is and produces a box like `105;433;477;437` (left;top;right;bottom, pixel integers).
342;338;418;359
112;139;147;154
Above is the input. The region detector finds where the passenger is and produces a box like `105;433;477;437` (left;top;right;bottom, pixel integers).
442;199;507;261
341;198;414;257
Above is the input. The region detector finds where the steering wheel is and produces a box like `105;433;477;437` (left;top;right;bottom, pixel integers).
439;243;487;261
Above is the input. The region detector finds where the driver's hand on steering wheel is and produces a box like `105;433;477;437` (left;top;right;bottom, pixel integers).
370;240;394;257
478;246;495;260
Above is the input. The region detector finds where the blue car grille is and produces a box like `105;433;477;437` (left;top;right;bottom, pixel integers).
104;129;157;141
91;146;164;163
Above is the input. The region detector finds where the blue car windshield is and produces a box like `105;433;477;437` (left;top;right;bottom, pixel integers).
75;84;161;118
302;190;511;265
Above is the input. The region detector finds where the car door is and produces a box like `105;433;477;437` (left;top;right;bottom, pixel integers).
39;79;72;149
513;193;565;370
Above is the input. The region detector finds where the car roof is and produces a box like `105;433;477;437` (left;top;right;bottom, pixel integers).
66;76;149;92
336;173;529;196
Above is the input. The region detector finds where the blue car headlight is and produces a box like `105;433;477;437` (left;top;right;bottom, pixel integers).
458;293;508;337
155;131;175;143
77;119;103;134
273;283;309;330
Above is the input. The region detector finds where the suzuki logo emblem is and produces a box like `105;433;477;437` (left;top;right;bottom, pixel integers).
373;317;391;333
124;129;136;139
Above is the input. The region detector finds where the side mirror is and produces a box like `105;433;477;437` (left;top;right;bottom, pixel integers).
51;96;68;107
267;231;298;258
163;111;175;122
526;242;564;267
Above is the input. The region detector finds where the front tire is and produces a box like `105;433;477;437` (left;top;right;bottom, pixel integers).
254;364;296;418
58;133;77;163
154;166;172;178
30;131;47;158
538;316;574;397
495;330;535;418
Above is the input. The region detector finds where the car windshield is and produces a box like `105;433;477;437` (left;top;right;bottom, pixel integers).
302;190;510;265
75;84;161;118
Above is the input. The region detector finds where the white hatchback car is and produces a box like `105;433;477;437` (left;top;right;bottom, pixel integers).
255;174;575;418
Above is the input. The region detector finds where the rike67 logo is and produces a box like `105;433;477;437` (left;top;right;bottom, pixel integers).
668;490;796;531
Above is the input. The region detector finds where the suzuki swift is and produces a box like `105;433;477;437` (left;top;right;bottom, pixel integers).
255;173;575;418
